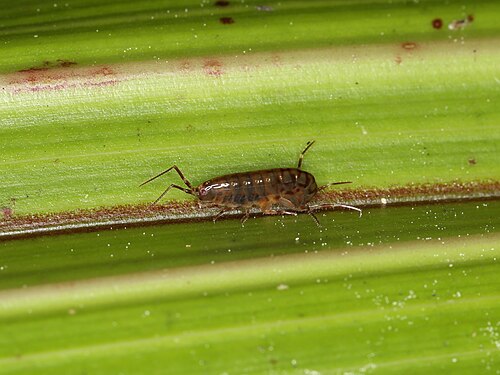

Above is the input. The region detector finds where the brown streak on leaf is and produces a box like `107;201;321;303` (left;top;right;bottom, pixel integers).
1;181;499;240
8;62;118;93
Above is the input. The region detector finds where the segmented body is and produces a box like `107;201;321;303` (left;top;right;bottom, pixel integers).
199;168;317;212
140;141;360;225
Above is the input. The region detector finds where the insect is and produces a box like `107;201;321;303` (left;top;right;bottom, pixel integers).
140;141;361;225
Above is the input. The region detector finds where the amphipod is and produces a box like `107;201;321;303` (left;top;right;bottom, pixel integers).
140;141;361;225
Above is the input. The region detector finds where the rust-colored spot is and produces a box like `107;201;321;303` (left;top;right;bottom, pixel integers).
214;0;229;6
468;158;477;165
219;16;234;24
2;207;13;220
401;42;417;50
92;66;114;76
271;54;282;67
203;59;224;77
467;14;474;22
432;18;443;29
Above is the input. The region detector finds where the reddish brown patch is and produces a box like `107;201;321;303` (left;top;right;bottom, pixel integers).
219;17;234;24
271;54;282;67
1;207;13;220
8;62;118;94
467;14;474;22
214;0;229;6
432;18;443;29
316;181;500;206
401;42;417;50
203;59;224;77
468;158;477;165
91;66;114;76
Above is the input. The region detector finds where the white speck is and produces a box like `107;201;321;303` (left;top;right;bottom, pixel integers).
185;244;191;248
34;34;39;38
256;5;273;11
143;310;151;317
277;284;289;291
381;197;388;205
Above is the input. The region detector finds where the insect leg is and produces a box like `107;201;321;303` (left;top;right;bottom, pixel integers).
309;203;362;217
307;211;321;227
213;208;232;222
241;210;251;226
297;140;315;169
152;184;192;204
140;165;195;191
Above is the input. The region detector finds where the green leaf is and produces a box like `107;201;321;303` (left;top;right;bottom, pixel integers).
1;0;499;217
1;0;499;374
1;202;499;374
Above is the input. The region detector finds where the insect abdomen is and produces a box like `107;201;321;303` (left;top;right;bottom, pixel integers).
203;168;317;208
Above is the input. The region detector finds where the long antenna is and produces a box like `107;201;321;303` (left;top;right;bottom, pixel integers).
318;181;352;191
297;140;315;169
139;165;195;191
140;168;174;187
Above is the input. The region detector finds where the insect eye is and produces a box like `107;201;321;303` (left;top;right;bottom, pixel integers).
200;188;208;196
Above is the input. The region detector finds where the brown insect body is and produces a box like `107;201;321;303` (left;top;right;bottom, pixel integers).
198;168;317;211
141;141;361;225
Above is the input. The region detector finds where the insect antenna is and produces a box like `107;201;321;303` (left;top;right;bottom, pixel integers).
151;184;194;204
317;181;352;192
297;140;315;169
140;165;194;189
140;165;195;204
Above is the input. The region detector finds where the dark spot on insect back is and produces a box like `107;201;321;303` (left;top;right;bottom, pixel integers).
432;18;443;29
219;17;234;24
214;0;229;6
